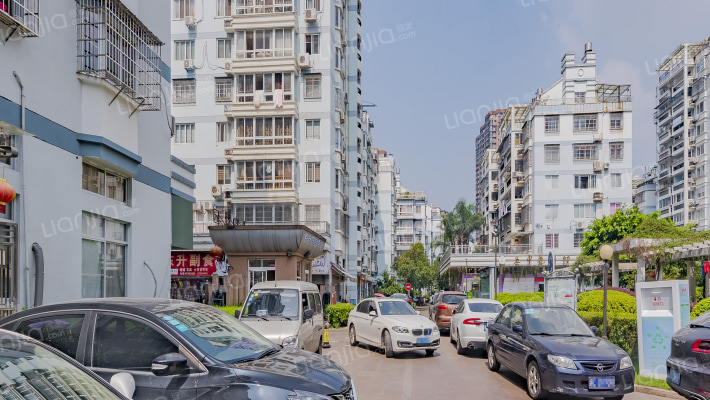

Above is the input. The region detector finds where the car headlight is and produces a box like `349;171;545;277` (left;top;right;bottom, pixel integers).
432;326;439;333
287;390;331;400
282;336;298;348
619;355;633;370
392;326;409;334
547;354;578;370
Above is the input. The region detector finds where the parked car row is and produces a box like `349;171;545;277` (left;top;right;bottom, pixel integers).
666;310;710;400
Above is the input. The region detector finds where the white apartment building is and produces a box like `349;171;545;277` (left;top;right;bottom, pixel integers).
0;0;189;310
656;40;710;228
394;187;443;263
375;148;396;277
478;148;499;246
496;42;633;256
633;166;657;215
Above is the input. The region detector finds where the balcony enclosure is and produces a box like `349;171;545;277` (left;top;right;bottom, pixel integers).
236;160;293;189
236;117;293;145
234;29;294;59
0;0;39;36
236;72;293;102
235;0;294;14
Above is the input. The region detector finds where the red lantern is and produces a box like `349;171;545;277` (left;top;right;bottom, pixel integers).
0;179;16;214
649;270;656;279
209;246;224;259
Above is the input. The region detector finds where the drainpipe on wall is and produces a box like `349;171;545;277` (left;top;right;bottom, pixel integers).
12;72;24;130
32;243;43;307
13;71;31;309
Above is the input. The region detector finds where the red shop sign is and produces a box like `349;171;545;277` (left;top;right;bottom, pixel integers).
171;252;217;277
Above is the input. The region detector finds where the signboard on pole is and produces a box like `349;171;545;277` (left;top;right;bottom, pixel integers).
544;275;577;310
405;283;411;291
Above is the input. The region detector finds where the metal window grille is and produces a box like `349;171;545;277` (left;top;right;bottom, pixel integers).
544;144;560;163
0;0;39;37
573;144;597;161
235;0;293;14
304;74;321;99
610;142;624;161
215;78;233;103
544;115;559;133
573;114;597;132
610;112;623;130
173;79;196;104
76;0;163;111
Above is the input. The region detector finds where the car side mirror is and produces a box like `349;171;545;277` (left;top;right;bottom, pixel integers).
151;353;189;376
303;309;314;321
234;309;241;318
591;326;598;335
512;325;523;334
369;310;377;317
109;372;135;399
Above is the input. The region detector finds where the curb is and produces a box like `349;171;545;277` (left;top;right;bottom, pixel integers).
635;385;684;399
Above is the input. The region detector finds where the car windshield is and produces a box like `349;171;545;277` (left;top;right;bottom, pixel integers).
442;295;467;305
0;339;123;399
391;294;407;299
242;289;300;318
525;307;594;336
468;303;503;313
156;306;275;363
378;301;417;316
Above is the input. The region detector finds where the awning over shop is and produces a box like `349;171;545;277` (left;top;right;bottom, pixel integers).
209;224;326;259
331;263;356;281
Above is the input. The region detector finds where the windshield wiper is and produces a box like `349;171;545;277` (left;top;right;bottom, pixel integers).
272;314;293;321
244;314;269;321
256;347;281;360
530;332;556;336
568;333;592;337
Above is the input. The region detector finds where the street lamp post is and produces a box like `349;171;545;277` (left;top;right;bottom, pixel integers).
492;215;501;300
599;244;614;339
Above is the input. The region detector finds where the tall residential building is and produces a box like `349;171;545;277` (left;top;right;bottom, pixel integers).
375;149;397;278
394;188;443;262
0;0;189;310
633;166;658;214
478;148;499;246
171;0;372;303
495;42;633;255
475;109;506;212
655;40;710;228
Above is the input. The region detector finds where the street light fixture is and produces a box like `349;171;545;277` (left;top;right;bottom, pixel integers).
598;244;614;339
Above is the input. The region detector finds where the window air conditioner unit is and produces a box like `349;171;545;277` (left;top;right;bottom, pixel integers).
298;53;311;68
184;59;196;71
305;8;317;22
184;15;196;29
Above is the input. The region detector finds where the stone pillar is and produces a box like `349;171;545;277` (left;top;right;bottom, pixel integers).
612;253;620;287
656;258;663;281
687;260;697;303
637;258;646;283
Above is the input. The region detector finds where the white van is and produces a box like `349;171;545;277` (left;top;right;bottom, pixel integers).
238;281;325;353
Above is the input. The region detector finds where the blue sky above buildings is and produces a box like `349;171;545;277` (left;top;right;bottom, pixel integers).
361;0;710;210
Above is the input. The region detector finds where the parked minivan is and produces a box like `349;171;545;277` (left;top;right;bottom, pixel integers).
239;280;325;353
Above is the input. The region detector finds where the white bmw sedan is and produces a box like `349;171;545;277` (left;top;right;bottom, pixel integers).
348;298;440;358
450;298;503;355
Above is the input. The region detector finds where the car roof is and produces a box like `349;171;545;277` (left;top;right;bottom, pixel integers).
440;291;466;295
507;301;569;309
462;298;502;304
371;298;407;302
250;280;319;291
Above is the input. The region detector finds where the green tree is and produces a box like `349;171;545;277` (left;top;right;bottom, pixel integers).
439;199;485;250
376;271;404;296
580;205;656;256
392;243;436;290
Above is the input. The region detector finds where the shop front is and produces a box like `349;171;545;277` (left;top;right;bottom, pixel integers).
169;251;216;303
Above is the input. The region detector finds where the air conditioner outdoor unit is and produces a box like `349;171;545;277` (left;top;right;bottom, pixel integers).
184;59;195;70
576;221;585;230
604;162;609;169
224;62;231;71
298;53;311;68
224;19;232;29
184;15;196;29
340;153;346;163
211;185;223;198
305;8;317;22
192;202;200;211
593;161;603;171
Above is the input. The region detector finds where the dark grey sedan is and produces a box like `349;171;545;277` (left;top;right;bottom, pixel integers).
486;302;634;400
667;311;710;400
0;298;356;400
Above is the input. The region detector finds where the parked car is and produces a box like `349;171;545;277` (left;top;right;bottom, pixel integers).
390;293;412;304
348;298;440;358
450;298;503;355
666;310;710;400
238;280;324;353
429;291;468;332
0;298;356;400
487;302;634;400
0;328;135;399
428;292;441;317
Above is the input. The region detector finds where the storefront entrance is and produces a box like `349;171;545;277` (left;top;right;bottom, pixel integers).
248;259;275;290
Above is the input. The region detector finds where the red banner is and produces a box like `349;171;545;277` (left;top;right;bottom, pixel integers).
171;252;216;277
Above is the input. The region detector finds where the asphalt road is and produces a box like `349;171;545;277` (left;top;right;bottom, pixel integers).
323;326;672;400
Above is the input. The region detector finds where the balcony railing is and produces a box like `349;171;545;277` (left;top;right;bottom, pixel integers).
449;244;543;255
194;220;330;235
0;0;39;37
235;0;294;15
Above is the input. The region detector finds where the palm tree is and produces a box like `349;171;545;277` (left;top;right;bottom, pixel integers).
439;199;485;251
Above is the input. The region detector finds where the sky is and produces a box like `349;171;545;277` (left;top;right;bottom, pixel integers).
360;0;710;211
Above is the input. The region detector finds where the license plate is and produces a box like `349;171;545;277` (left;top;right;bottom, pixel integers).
417;337;428;344
668;367;681;385
588;376;615;389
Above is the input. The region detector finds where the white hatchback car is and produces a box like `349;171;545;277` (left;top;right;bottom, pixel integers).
348;298;440;358
450;298;503;355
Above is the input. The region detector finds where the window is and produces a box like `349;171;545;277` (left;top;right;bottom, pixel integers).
573;143;597;161
236;72;293;102
334;5;342;28
304;74;321;99
545;234;559;248
235;29;294;58
236;117;294;145
248;259;276;289
575;92;586;104
305;120;320;140
174;0;195;18
217;38;232;59
217;0;233;16
610;112;623;130
610;203;622;214
544;144;560;163
611;173;622;188
93;315;177;370
16;315;85;359
174;123;195;143
235;204;295;223
335;46;343;69
545;204;558;220
544;115;559;133
173;79;196;104
544;175;559;190
574;174;597;189
82;163;128;203
217;121;233;143
236;161;294;189
82;213;127;298
175;40;195;60
610;142;624;161
574;204;596;218
573;114;597;132
296;260;302;280
574;233;583;248
305;205;320;221
306;162;321;183
305;34;319;54
217;165;232;185
215;77;233;103
305;0;321;10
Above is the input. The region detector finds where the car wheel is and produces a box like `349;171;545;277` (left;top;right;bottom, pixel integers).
383;330;394;358
425;349;435;357
349;324;359;346
456;330;466;355
316;337;322;354
487;343;500;372
450;326;456;344
526;360;549;400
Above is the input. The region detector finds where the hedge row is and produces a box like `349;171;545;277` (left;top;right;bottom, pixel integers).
692;297;710;320
496;292;544;305
577;290;636;314
578;311;637;355
325;303;355;328
212;305;242;317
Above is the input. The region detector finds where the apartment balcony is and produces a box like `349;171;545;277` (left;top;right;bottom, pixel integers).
225;2;296;31
531;96;631;116
225;144;297;161
224;98;298;119
593;192;604;202
658;149;671;161
0;0;39;37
